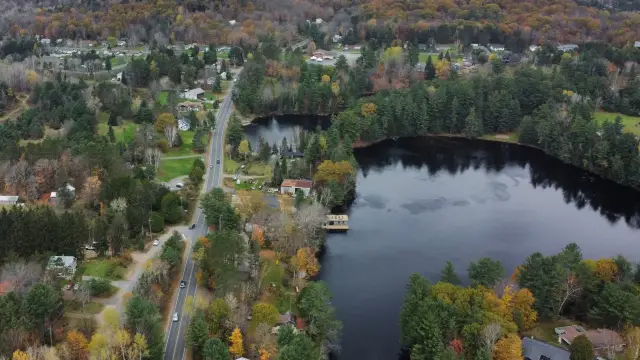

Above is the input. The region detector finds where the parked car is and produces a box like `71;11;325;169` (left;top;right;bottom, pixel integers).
189;224;196;230
180;281;186;289
65;283;73;290
153;239;160;246
73;283;80;291
175;183;184;189
172;313;179;322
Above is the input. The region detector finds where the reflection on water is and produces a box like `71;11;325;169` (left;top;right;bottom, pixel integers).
243;115;330;151
318;137;640;360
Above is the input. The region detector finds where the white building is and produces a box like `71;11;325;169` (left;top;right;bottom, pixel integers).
315;18;324;24
40;38;51;45
529;45;540;52
0;195;19;205
180;88;205;100
280;179;312;196
47;256;77;279
117;40;126;47
229;20;237;25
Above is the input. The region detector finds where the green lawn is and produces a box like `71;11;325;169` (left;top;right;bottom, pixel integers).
78;258;127;280
157;158;193;182
246;161;272;177
157;91;169;105
110;56;126;67
97;114;137;143
217;50;229;59
63;300;105;314
163;130;198;157
203;91;216;101
224;154;239;173
594;111;640;136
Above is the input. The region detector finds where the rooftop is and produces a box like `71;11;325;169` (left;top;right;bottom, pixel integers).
557;325;624;348
47;256;77;268
281;179;312;188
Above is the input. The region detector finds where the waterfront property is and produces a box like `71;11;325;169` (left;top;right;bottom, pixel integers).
322;214;349;231
556;325;625;356
280;179;312;196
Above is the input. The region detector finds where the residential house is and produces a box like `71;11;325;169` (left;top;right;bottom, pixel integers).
634;41;640;48
40;38;51;45
49;184;76;206
522;337;570;360
180;88;205;100
278;311;295;326
557;44;579;52
280;179;312;196
176;101;204;113
116;40;126;47
315;18;324;24
0;195;19;206
47;256;77;279
556;325;625;356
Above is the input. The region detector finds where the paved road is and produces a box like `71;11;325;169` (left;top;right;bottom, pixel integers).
163;70;239;360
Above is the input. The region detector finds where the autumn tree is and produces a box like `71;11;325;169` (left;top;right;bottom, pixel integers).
238;139;250;161
510;288;537;330
361;103;377;117
229;327;244;357
252;225;265;246
251;303;280;331
236;190;266;223
313;160;354;184
492;334;522;360
65;330;89;360
623;327;640;360
291;247;320;278
155;113;177;146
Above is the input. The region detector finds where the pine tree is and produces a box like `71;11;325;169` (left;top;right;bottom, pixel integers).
449;97;459;133
440;261;461;285
107;125;116;142
438;52;444;61
463;107;483;138
445;50;452;62
424;56;436;80
105;57;112;71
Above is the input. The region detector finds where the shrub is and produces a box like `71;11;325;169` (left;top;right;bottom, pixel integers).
149;212;165;232
89;278;113;297
157;139;169;153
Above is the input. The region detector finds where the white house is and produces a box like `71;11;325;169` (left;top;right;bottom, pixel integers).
40;38;51;45
229;20;237;25
47;256;77;279
116;40;126;47
280;179;312;196
0;195;19;206
557;44;579;52
315;18;324;24
180;88;205;100
529;45;540;52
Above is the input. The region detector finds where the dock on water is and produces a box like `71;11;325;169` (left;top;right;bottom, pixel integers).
322;214;349;231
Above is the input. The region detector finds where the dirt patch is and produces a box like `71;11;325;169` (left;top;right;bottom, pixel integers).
259;250;277;261
494;134;511;139
0;94;29;123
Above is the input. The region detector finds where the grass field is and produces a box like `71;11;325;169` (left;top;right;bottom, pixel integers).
97;120;137;143
203;91;216;101
157;91;169;105
224;154;239;173
594;111;640;136
78;258;127;280
110;56;126;67
64;300;105;314
157;158;193;182
163;130;197;157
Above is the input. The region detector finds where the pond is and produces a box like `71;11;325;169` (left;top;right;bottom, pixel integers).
243;115;329;151
243;118;640;359
319;137;640;359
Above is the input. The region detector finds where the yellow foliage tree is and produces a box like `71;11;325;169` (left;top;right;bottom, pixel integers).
594;258;618;282
435;60;450;79
27;70;39;87
493;334;523;360
238;139;250;161
331;81;340;97
624;326;640;360
313;160;354;184
510;288;537;330
383;46;403;62
361;103;377;117
66;330;89;360
291;247;321;277
87;333;108;359
102;307;120;330
259;347;271;360
321;74;330;83
155;113;177;134
236;190;266;221
12;350;29;360
229;327;244;356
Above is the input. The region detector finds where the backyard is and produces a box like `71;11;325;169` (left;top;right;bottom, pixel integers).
162;130;199;157
97;113;137;143
594;111;640;136
78;258;128;280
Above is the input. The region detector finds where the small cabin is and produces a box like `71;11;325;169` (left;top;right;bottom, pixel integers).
322;214;349;231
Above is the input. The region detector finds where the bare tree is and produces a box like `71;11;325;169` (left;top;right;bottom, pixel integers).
482;322;501;350
558;273;581;315
293;203;327;250
1;260;43;295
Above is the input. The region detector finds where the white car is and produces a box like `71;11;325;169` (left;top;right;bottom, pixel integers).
175;183;184;189
172;313;179;322
153;239;160;246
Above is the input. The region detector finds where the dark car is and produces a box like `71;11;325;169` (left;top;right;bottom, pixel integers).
180;280;186;289
189;224;196;230
216;159;220;164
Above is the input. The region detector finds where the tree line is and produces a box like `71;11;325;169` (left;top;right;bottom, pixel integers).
401;243;640;359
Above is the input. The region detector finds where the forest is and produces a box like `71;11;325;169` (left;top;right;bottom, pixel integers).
400;244;640;359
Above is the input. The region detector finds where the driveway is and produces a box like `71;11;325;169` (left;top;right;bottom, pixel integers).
161;176;189;191
93;226;188;325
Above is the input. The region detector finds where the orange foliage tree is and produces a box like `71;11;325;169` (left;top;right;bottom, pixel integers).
291;247;321;278
252;225;265;246
493;334;523;360
66;330;90;360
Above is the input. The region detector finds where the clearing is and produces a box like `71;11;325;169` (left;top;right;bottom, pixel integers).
163;130;198;157
157;91;169;105
97;114;137;143
78;258;128;280
594;111;640;136
0;94;29;123
157;158;194;182
63;300;105;315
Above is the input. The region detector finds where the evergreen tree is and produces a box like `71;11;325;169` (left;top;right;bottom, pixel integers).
400;274;431;347
105;57;112;71
425;56;436;80
206;111;216;130
569;335;594;360
438;52;444;61
410;308;444;360
108;111;118;126
463;107;483;138
305;134;322;166
408;44;419;69
445;50;452;62
272;160;283;187
440;261;461;285
107;125;116;142
212;75;222;92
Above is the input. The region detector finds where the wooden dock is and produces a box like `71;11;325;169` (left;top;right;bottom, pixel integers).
322;214;349;231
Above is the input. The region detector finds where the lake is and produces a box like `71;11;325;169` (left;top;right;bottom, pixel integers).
244;119;640;359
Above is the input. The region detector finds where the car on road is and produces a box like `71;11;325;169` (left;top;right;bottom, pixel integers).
216;159;220;164
189;224;196;230
175;183;184;189
172;312;178;322
180;281;186;289
209;164;213;169
153;239;160;246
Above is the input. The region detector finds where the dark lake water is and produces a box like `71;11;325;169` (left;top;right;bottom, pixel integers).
243;115;329;151
245;119;640;360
